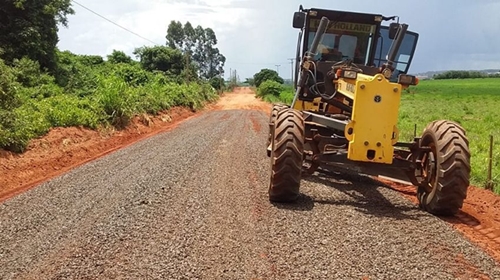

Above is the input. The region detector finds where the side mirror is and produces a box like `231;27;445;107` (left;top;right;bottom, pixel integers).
293;12;305;29
388;22;399;39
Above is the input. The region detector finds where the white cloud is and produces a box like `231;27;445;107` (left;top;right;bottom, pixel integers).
58;0;253;60
58;0;500;79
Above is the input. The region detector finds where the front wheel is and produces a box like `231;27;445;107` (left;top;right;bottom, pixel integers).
268;109;304;202
414;120;471;216
267;103;288;148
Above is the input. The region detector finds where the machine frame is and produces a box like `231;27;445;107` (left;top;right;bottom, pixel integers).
266;5;471;216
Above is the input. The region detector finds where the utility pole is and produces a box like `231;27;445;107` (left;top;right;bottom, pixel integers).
275;64;281;75
288;58;294;84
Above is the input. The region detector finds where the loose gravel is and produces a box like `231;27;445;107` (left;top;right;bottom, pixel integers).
1;109;499;279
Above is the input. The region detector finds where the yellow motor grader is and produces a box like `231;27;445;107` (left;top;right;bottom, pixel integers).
267;5;470;216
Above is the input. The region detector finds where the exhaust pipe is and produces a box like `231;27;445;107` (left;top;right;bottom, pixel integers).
292;16;330;108
382;23;408;76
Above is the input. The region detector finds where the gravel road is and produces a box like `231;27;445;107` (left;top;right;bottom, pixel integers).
1;106;499;279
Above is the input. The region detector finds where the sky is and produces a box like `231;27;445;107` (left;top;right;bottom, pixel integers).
57;0;500;80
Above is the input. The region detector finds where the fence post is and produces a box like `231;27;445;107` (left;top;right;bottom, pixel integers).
486;135;494;191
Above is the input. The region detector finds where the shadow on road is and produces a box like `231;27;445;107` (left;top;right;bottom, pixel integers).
274;167;426;220
271;194;315;211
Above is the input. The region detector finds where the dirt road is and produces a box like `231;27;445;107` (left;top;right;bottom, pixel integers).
1;88;499;279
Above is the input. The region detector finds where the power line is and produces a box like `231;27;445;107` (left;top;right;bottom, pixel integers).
70;0;288;69
71;0;160;45
224;61;289;66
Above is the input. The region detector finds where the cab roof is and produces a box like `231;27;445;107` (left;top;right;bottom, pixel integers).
305;7;384;25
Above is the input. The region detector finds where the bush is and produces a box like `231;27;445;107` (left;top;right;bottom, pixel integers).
94;75;135;128
18;82;64;100
42;95;100;128
253;69;284;87
0;58;21;145
257;80;283;97
1;106;51;152
112;63;151;87
0;58;21;111
279;87;295;104
12;57;55;87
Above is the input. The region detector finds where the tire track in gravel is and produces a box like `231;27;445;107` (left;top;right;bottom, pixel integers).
1;98;500;279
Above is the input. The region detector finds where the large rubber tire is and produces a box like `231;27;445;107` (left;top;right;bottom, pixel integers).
416;120;471;216
267;103;288;147
268;109;304;202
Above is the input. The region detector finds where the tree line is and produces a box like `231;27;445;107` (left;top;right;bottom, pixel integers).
433;70;500;80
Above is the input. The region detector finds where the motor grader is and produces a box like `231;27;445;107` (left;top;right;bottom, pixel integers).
267;5;470;216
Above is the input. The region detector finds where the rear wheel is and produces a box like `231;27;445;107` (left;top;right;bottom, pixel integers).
415;120;470;216
268;109;304;202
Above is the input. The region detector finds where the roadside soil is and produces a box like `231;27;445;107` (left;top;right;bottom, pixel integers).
1;86;499;265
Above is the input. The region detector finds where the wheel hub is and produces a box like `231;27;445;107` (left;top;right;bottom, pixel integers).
421;146;437;193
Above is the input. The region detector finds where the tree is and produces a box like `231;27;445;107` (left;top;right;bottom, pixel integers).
133;46;184;76
245;78;255;86
0;0;74;72
166;21;226;80
107;50;134;64
166;21;185;50
253;69;284;87
210;76;224;91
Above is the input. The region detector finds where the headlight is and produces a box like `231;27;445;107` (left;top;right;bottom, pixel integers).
342;70;358;79
398;74;419;85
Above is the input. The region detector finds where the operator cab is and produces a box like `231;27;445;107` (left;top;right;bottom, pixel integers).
293;6;418;91
306;17;377;65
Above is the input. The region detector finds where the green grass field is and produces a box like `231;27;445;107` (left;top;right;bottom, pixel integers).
399;78;500;192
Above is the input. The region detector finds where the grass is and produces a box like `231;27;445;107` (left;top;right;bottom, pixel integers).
399;78;500;192
260;84;294;104
262;79;500;193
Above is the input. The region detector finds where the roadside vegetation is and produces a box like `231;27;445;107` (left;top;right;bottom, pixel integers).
0;1;226;153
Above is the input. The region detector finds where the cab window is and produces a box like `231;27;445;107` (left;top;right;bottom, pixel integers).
374;27;419;77
307;20;376;65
